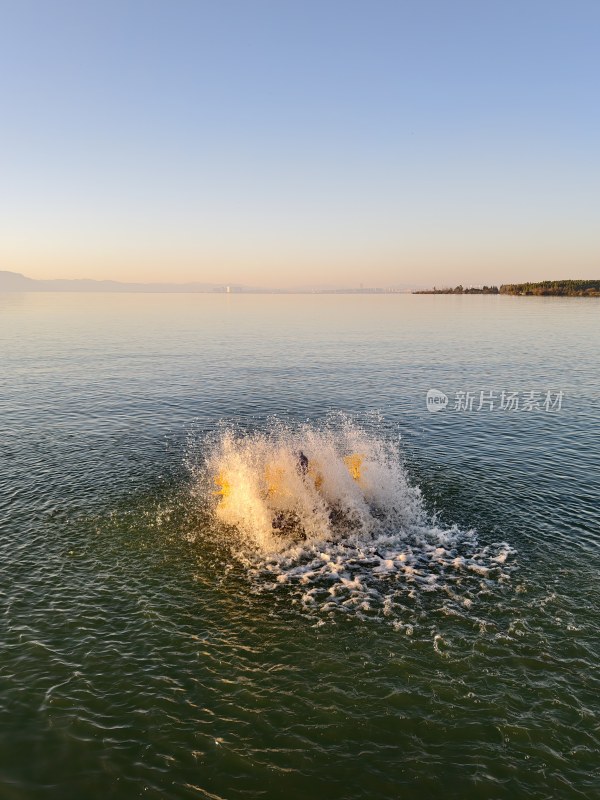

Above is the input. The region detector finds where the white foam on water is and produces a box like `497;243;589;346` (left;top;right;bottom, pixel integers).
189;414;516;627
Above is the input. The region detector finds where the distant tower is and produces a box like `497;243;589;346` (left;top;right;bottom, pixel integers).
226;285;231;293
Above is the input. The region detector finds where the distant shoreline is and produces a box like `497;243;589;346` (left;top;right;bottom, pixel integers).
2;271;599;296
0;270;415;294
414;280;600;297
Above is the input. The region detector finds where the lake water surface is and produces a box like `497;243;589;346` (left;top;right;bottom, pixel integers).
1;293;599;799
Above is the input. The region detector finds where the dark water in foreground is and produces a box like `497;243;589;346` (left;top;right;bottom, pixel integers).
1;293;599;799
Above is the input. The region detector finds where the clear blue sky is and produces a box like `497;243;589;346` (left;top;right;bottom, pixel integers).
0;0;598;287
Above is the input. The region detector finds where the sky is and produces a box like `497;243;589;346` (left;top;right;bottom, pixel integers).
0;0;598;289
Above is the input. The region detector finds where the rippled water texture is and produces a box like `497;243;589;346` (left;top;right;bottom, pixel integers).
1;293;599;799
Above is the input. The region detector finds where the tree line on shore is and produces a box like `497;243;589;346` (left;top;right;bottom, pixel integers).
414;280;600;296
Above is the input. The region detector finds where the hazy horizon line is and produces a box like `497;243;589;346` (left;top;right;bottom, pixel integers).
0;269;424;293
4;269;596;295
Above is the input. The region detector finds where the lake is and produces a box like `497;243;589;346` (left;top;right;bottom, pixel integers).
1;292;598;799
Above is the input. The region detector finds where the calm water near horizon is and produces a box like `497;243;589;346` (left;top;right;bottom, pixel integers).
1;292;599;799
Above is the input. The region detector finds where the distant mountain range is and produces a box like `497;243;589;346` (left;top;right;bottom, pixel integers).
0;270;235;293
0;270;419;294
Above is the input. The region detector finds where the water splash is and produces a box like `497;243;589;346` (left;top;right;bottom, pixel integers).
189;414;515;624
